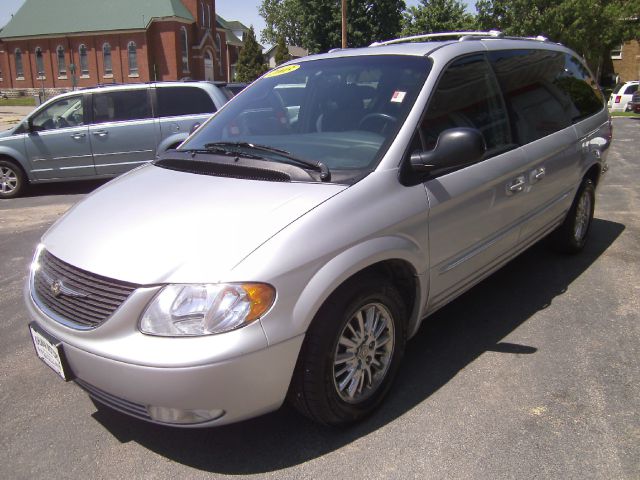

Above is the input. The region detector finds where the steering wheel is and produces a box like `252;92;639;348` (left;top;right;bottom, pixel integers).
357;113;397;134
53;116;70;129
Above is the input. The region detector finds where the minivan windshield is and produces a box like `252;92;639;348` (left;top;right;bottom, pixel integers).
180;55;431;183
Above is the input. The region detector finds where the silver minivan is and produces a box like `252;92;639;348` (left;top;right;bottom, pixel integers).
25;32;610;427
0;82;229;198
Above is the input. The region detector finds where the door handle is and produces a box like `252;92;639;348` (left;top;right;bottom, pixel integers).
530;166;546;183
92;130;108;137
70;133;86;140
506;175;526;195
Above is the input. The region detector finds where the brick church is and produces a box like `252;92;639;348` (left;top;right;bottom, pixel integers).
0;0;249;92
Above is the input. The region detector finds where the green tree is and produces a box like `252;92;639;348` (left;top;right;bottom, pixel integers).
259;0;406;54
236;26;268;82
475;0;640;81
259;0;305;47
402;0;475;36
274;35;292;65
342;0;407;47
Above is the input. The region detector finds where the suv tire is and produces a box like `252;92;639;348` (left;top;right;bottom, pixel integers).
552;178;595;253
0;159;26;199
289;276;406;425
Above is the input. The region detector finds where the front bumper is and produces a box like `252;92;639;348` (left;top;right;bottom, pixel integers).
25;283;304;427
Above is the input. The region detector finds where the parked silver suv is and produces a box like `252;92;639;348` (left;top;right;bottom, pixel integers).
0;82;229;198
25;32;610;427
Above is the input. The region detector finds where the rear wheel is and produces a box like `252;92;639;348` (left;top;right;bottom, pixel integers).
0;159;26;199
552;178;595;253
289;277;406;425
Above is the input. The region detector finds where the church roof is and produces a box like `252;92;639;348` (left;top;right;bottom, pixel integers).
0;0;194;39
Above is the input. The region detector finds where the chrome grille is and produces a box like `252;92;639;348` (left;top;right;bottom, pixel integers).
33;250;139;329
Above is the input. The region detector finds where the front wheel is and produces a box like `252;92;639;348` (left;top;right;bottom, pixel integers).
289;277;406;425
0;159;26;199
551;178;595;253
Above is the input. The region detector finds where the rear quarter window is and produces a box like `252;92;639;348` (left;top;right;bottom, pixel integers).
555;53;604;120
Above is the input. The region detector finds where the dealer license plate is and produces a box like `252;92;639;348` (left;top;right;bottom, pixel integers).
29;323;71;381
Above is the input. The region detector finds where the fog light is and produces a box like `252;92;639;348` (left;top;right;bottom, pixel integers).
147;405;224;424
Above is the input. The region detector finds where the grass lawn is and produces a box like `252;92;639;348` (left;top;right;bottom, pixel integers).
610;111;639;117
0;97;37;107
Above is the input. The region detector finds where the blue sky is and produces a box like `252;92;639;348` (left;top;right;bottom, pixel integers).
1;0;477;44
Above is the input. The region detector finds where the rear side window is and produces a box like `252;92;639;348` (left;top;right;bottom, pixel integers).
489;49;603;144
421;54;511;155
624;84;638;95
157;86;215;117
93;89;151;124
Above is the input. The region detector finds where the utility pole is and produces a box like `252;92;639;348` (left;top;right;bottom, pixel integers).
341;0;347;48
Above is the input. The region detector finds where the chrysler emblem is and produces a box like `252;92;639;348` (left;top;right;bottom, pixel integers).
51;280;62;297
41;271;88;299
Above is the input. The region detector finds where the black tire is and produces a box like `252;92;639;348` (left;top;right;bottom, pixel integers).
288;276;406;426
0;159;26;199
551;178;595;253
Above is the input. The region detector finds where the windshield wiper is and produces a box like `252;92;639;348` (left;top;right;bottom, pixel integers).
203;142;331;181
184;144;264;160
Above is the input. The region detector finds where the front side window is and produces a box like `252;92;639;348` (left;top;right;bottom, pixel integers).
35;47;45;78
15;49;24;78
30;96;84;131
79;44;89;76
157;87;214;117
128;42;138;75
57;46;66;76
421;54;511;155
93;90;150;123
181;27;189;72
103;43;112;75
180;55;432;184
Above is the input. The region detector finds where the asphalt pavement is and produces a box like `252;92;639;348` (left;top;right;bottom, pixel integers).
0;118;638;479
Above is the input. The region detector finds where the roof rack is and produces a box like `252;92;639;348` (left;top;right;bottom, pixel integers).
369;30;551;47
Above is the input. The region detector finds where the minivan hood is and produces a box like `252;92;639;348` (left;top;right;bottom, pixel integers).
43;164;346;285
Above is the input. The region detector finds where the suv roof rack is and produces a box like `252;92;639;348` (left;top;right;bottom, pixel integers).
369;30;550;47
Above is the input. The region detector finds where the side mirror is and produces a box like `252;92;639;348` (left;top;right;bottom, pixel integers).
410;128;486;175
27;117;35;133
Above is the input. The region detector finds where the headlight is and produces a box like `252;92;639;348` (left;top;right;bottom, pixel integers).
139;283;275;336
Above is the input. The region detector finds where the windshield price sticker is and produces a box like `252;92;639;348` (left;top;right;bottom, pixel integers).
391;91;407;103
265;64;301;78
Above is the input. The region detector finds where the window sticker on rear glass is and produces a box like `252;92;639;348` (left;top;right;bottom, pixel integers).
391;91;406;103
265;64;301;78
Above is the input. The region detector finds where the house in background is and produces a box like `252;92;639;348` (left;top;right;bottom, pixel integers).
264;45;309;69
215;16;250;82
610;40;640;83
0;0;247;94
